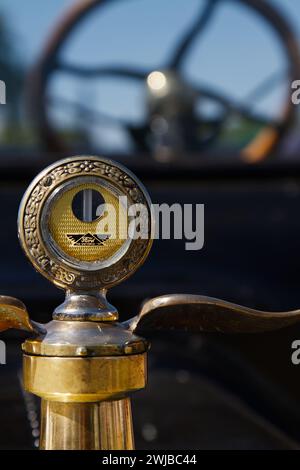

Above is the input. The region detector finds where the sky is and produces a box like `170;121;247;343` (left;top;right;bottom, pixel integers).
1;0;300;149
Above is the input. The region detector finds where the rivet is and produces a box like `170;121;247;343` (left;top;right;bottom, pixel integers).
124;345;133;354
76;346;88;356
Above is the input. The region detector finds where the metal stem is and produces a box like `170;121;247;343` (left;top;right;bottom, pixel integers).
40;398;135;450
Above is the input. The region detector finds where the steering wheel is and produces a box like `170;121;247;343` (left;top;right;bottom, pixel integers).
28;0;300;162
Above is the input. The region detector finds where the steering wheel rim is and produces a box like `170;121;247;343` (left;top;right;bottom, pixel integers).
27;0;300;162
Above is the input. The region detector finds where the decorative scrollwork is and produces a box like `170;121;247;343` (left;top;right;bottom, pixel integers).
19;156;153;290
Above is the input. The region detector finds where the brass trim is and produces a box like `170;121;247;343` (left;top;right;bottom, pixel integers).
23;353;147;402
0;296;44;334
40;398;135;450
125;293;300;334
18;156;154;291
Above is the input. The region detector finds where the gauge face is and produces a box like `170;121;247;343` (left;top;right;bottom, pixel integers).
44;178;131;271
18;156;154;291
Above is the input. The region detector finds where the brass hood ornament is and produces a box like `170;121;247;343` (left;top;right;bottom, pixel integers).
1;155;300;450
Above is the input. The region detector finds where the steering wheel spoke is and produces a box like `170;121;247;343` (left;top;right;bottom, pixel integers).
198;85;282;129
232;106;282;129
169;0;220;69
48;95;130;127
54;61;148;80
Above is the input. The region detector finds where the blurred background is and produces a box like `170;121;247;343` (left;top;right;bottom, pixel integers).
1;0;300;159
1;0;300;450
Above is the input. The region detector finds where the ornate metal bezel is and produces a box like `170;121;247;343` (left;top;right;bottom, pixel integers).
18;156;154;291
